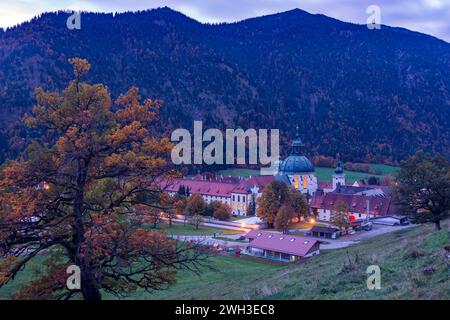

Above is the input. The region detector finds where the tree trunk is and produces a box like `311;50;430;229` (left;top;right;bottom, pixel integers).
72;158;102;300
76;255;102;300
435;220;441;231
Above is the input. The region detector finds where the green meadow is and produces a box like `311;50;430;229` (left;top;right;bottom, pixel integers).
218;163;398;184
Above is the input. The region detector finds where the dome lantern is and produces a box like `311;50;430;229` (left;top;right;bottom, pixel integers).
279;127;314;174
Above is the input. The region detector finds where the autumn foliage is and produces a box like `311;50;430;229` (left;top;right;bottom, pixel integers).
0;58;207;300
257;181;309;227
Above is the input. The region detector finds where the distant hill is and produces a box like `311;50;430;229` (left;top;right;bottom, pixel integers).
0;7;449;163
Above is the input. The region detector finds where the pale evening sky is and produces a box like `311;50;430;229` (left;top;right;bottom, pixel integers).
0;0;449;42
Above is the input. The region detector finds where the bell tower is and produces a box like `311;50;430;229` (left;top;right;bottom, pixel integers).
332;161;346;190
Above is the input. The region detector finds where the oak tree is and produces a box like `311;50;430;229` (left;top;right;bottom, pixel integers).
330;200;352;231
212;203;232;221
393;151;450;230
0;58;207;300
286;186;309;221
275;205;295;234
185;193;207;217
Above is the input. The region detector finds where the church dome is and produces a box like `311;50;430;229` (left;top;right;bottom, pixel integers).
279;127;314;173
334;161;344;174
279;155;315;173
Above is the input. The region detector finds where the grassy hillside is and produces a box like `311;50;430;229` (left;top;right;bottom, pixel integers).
314;167;380;184
1;221;448;300
140;221;450;300
368;164;399;175
218;164;397;184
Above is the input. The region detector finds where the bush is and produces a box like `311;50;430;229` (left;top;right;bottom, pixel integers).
206;200;222;217
403;245;424;259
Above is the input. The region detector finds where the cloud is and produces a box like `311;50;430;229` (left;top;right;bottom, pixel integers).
0;0;449;42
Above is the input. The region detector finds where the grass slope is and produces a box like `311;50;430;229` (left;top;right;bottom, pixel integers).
141;221;449;300
1;221;448;300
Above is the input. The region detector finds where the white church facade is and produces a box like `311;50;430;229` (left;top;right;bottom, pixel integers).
275;129;347;197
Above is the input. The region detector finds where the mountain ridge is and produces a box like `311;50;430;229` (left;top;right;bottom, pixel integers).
0;7;449;163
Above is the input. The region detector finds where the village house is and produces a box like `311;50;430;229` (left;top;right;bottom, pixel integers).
310;186;396;222
244;230;320;262
309;226;340;239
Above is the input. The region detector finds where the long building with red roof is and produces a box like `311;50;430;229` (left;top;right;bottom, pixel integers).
310;186;397;221
244;230;320;262
163;174;277;216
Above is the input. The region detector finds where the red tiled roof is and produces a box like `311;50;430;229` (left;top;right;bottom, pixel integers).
192;175;241;184
162;179;237;197
162;175;276;198
318;182;333;189
231;176;275;194
245;230;319;257
310;226;339;233
310;191;396;217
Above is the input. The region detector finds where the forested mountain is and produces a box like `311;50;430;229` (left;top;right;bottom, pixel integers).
0;7;449;163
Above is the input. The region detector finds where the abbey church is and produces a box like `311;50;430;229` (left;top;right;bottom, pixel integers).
165;131;395;222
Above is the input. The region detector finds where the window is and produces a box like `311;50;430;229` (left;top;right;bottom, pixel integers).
257;233;262;237
279;237;284;240
238;195;240;202
233;195;235;201
268;235;273;239
290;239;295;242
281;253;291;261
303;240;309;244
